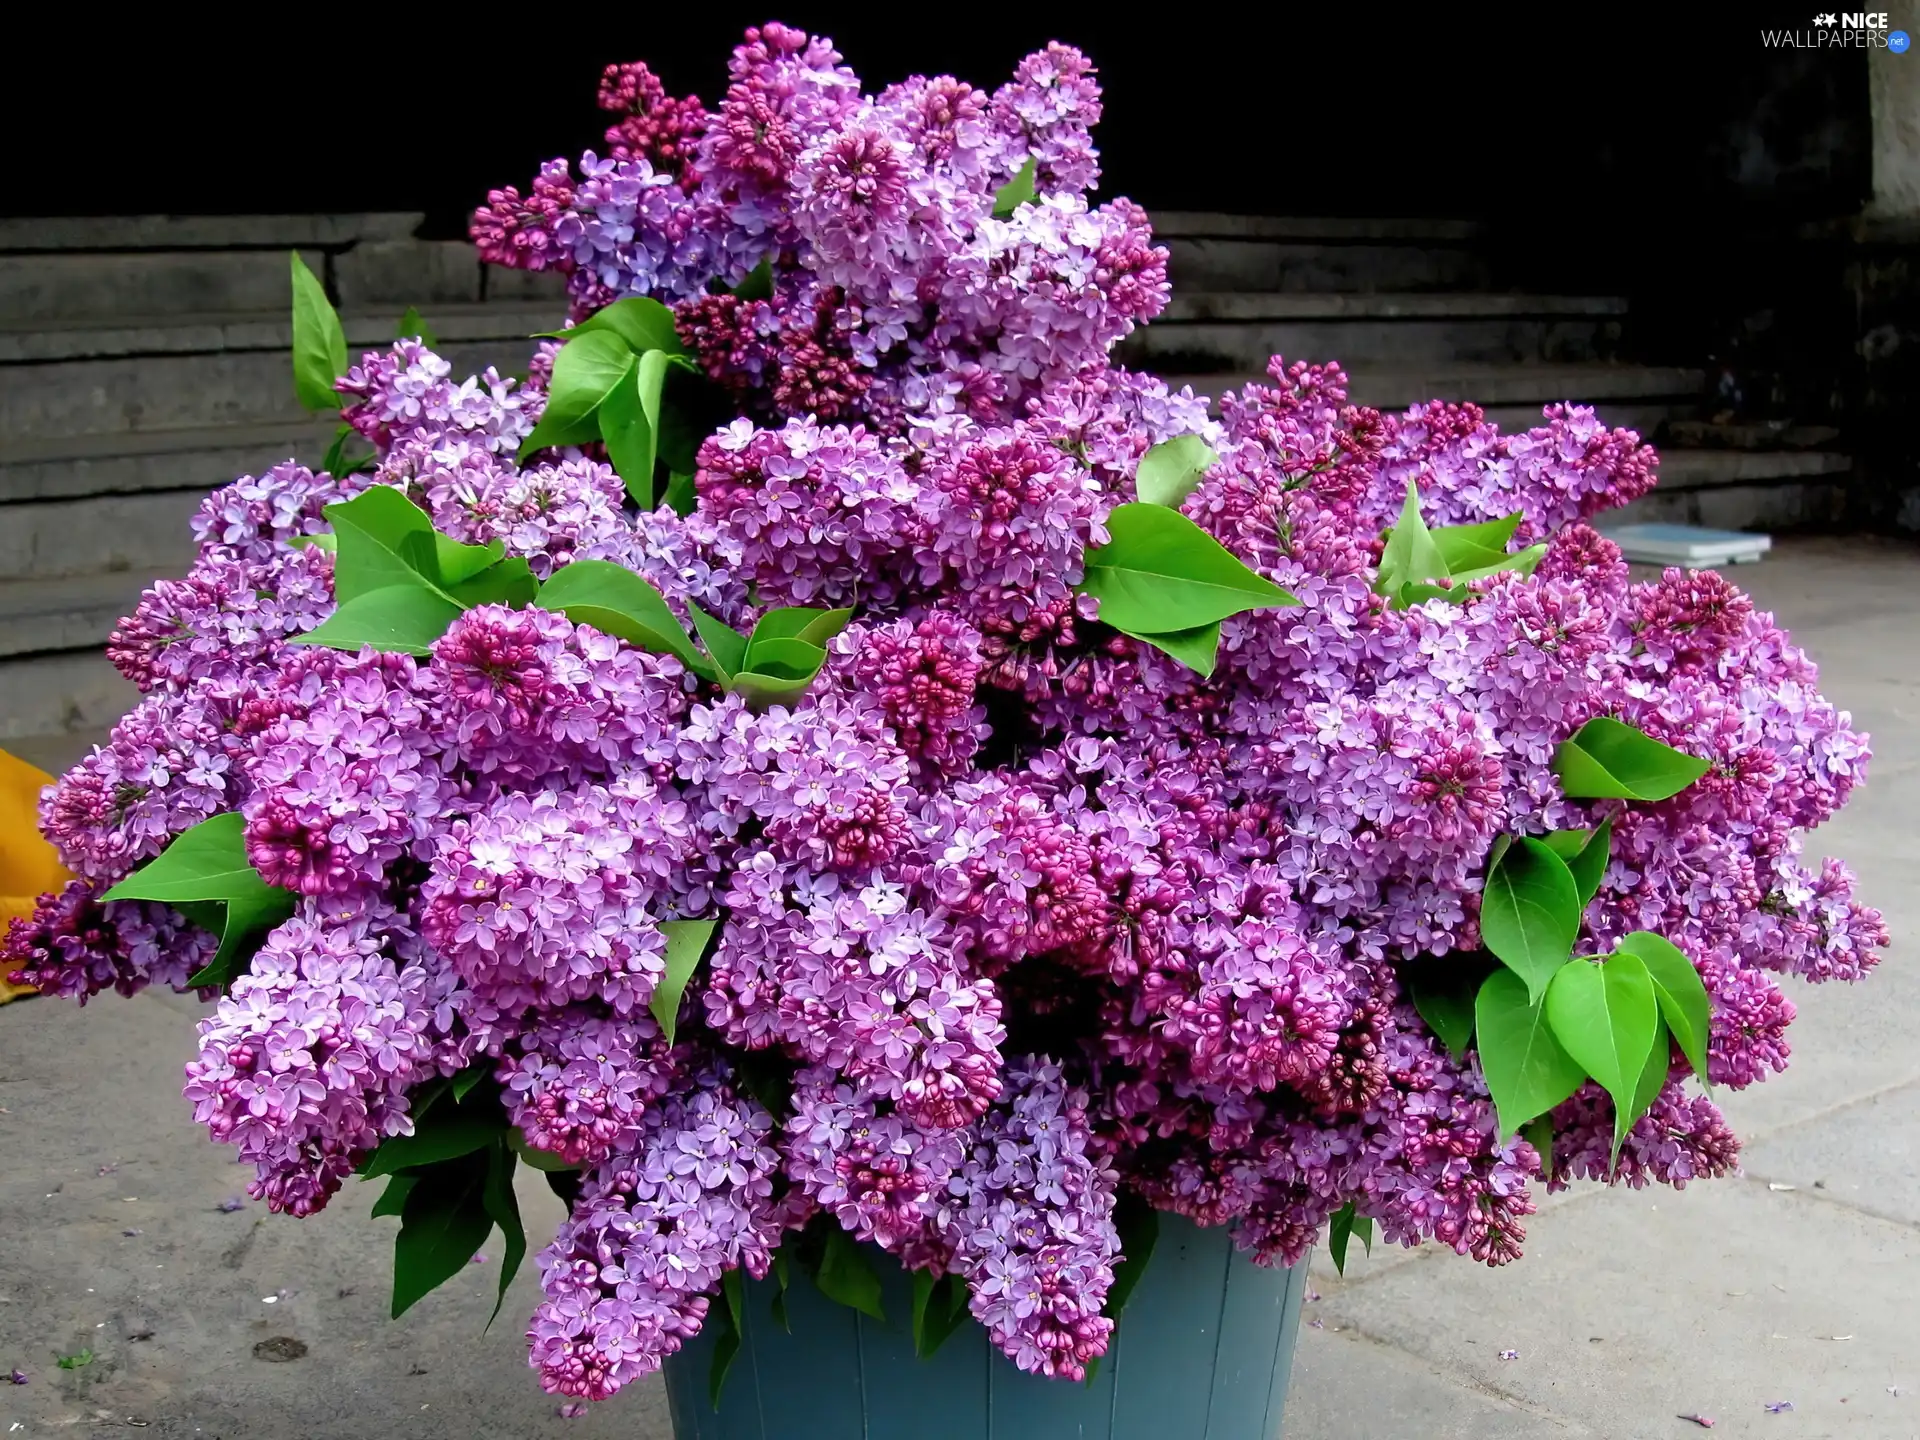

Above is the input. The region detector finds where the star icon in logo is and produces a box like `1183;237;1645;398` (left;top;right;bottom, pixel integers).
1813;11;1837;22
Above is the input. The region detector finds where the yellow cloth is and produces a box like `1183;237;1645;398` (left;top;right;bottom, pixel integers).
0;747;69;1003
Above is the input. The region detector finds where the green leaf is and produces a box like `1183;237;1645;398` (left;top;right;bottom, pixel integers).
517;330;636;461
1447;543;1547;587
687;602;749;683
814;1228;885;1321
1542;817;1612;910
546;296;685;357
735;636;824;682
1122;621;1220;677
991;157;1037;219
450;1064;488;1102
1431;513;1521;573
708;1267;745;1409
507;1128;578;1173
600;349;670;508
663;469;698;517
1544;953;1659;1168
910;1270;972;1358
1615;930;1713;1088
445;556;538;610
1134;434;1217;508
1327;1202;1372;1276
1480;837;1582;1003
480;1141;525;1329
533;561;712;677
101;813;297;989
391;1149;493;1318
748;606;854;654
1520;1116;1555;1174
290;532;337;554
396;306;438;346
651;918;719;1047
322;486;458;604
1375;481;1447;599
1406;952;1497;1061
290;584;464;656
362;1096;506;1180
1106;1195;1158;1321
1629;1021;1671;1131
771;1246;791;1332
290;252;348;411
1553;716;1711;802
1474;967;1589;1138
371;1172;417;1219
1078;502;1296;635
732;258;775;302
429;533;505;587
319;425;373;481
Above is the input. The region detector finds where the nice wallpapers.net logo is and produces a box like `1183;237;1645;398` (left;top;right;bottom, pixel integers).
1761;10;1912;47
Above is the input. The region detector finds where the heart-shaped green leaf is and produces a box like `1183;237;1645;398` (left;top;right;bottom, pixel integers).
1123;621;1221;677
445;556;538;610
991;157;1037;218
737;636;825;682
290;252;348;411
1480;837;1582;1003
534;561;711;677
479;1141;525;1329
1542;817;1612;910
323;486;496;606
1406;951;1499;1060
814;1228;885;1320
731;258;775;302
1079;502;1295;635
1327;1202;1373;1276
102;812;298;988
1376;481;1447;599
687;602;749;684
600;348;670;508
542;296;685;356
1614;930;1713;1089
651;918;719;1047
396;306;438;346
1431;513;1521;572
517;330;637;461
1447;543;1547;587
390;1149;493;1319
1554;717;1711;802
291;584;465;656
1134;434;1217;509
910;1270;973;1358
748;606;854;653
1474;967;1589;1138
361;1090;506;1180
1544;952;1660;1167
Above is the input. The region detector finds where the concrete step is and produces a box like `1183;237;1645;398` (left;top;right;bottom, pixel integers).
1149;214;1486;242
1154;362;1703;437
1126;293;1627;370
0;319;551;442
0;654;135;744
0;214;425;252
1165;242;1487;293
0;419;339;502
1611;477;1850;531
0;570;155;659
1150;218;1487;301
1654;448;1851;491
0;298;558;364
0;490;204;581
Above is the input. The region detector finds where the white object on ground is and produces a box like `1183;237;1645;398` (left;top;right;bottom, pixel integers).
1600;523;1772;568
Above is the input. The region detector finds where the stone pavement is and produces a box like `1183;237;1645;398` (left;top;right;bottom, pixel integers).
0;536;1914;1439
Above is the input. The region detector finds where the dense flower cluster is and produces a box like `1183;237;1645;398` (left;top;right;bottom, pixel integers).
6;23;1885;1410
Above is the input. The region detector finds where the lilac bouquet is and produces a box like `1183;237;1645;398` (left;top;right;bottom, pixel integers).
6;22;1886;1410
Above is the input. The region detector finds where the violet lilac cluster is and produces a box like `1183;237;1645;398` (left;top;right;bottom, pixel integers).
6;22;1886;1409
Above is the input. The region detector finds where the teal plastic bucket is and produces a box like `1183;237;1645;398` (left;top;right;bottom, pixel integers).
663;1215;1307;1440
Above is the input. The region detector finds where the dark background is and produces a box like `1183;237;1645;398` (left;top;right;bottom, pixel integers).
0;9;1871;233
